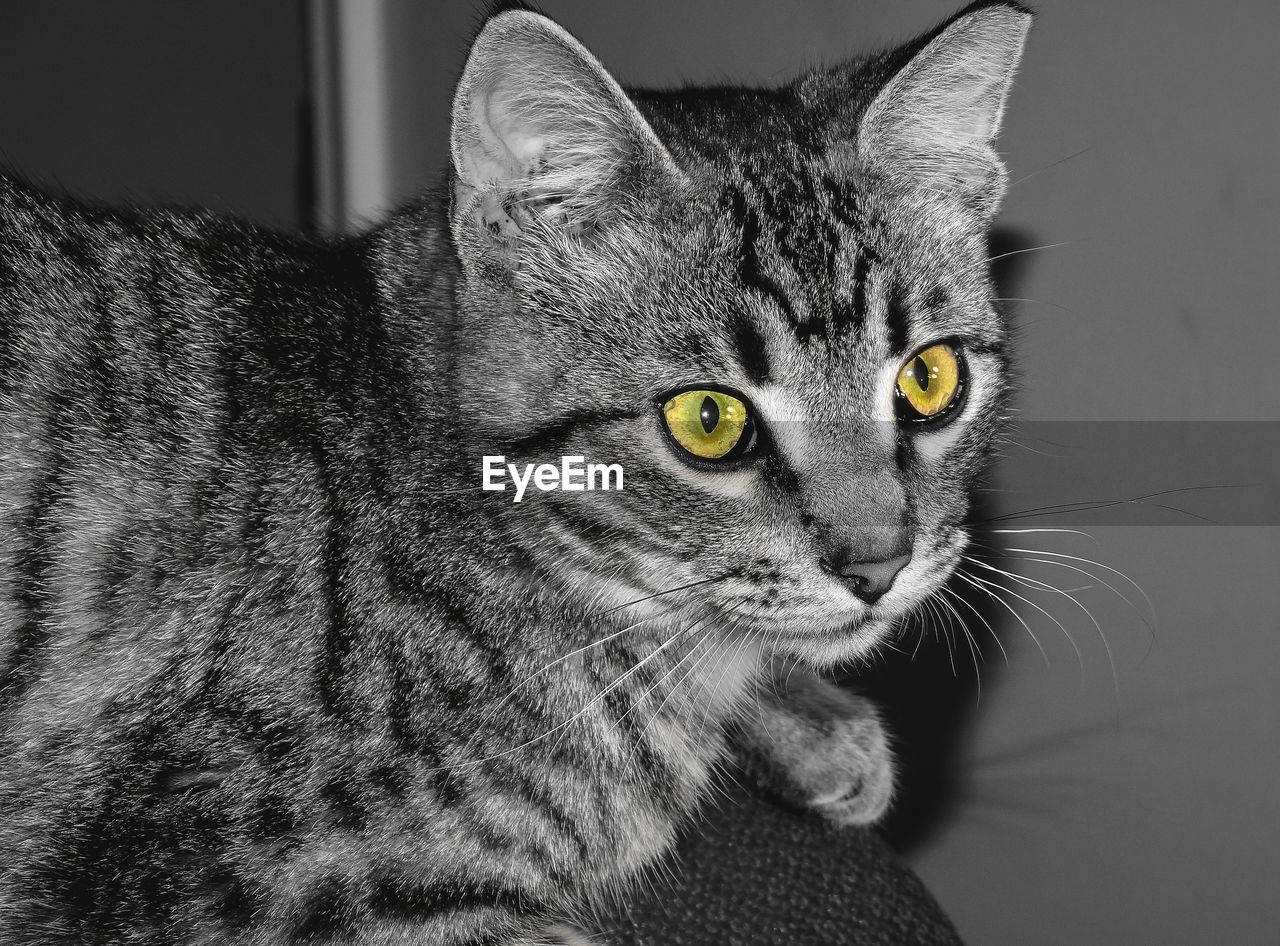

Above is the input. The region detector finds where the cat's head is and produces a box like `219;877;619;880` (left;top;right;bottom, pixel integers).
445;2;1030;666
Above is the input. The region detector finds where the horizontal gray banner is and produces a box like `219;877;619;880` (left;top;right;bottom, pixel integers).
983;421;1276;526
467;422;1277;525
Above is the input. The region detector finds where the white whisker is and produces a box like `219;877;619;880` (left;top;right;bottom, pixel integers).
954;570;1050;668
1003;546;1155;621
619;625;719;777
940;585;1008;666
451;619;697;773
977;556;1121;702
961;562;1087;677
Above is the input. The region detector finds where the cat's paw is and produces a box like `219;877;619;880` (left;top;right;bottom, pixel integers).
794;702;895;827
740;683;895;827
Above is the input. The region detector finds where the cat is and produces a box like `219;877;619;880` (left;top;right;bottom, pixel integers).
0;1;1029;943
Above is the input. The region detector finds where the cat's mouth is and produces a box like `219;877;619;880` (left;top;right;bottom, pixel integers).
756;542;966;663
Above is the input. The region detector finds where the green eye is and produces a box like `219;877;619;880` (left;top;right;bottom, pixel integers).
662;389;753;460
895;343;965;422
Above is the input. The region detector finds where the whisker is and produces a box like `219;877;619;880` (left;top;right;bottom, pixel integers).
694;611;760;747
973;484;1249;526
938;584;1008;675
1008;565;1121;703
471;578;693;740
548;620;707;760
994;437;1067;458
599;573;729;615
1006;146;1092;188
1002;546;1155;622
938;599;959;678
992;548;1148;634
961;562;1087;678
967;556;1125;705
990;527;1100;545
445;620;696;773
619;625;720;777
986;240;1075;263
617;618;718;729
941;584;1009;666
913;596;942;661
954;570;1050;668
760;622;792;732
520;615;660;690
945;593;984;703
909;608;929;660
924;594;967;673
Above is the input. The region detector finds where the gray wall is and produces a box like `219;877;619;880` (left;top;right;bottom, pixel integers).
377;2;1280;943
1;2;309;230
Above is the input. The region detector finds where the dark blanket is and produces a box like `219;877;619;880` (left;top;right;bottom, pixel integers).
601;786;963;945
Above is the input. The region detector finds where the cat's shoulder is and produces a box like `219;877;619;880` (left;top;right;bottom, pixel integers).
0;172;160;242
0;171;350;284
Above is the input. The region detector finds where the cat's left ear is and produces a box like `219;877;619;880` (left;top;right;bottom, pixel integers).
858;2;1032;214
450;10;682;252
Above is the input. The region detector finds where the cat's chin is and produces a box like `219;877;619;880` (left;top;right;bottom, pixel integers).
764;613;900;669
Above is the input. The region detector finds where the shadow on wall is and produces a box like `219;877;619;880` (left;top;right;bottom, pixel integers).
844;226;1038;854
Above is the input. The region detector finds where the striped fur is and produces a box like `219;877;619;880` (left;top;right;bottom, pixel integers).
0;3;1029;943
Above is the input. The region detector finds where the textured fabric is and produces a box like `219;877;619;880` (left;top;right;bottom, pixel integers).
602;787;962;946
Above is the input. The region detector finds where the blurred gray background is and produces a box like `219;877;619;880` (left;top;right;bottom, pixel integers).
5;2;1279;943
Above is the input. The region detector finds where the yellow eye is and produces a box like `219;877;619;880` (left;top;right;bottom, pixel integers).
895;343;964;421
662;389;753;460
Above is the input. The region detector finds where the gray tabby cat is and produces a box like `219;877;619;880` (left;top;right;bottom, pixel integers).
0;2;1028;943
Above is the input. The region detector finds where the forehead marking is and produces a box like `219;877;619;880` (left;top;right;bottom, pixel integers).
884;280;911;356
830;248;870;339
726;183;805;339
732;163;840;346
728;312;772;385
729;166;891;353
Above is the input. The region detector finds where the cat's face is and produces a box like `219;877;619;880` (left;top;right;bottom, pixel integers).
446;5;1028;665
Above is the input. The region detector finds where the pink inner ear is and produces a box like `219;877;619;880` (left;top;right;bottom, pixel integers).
505;131;547;168
481;77;551;181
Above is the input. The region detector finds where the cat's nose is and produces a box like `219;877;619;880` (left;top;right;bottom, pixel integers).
820;550;912;604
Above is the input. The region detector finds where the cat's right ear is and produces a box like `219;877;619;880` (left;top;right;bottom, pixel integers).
449;10;682;258
856;2;1032;214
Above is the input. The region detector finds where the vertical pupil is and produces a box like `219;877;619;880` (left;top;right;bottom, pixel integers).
911;356;931;392
699;395;720;434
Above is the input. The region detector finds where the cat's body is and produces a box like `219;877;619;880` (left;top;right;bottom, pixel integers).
0;3;1029;943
